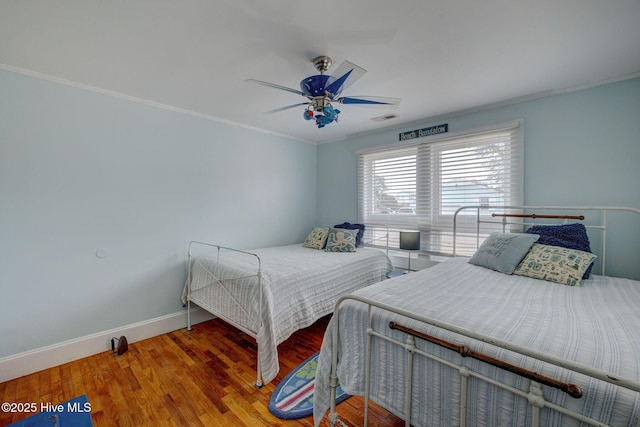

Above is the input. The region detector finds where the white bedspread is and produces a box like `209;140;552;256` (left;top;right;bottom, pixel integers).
314;257;640;426
184;244;392;385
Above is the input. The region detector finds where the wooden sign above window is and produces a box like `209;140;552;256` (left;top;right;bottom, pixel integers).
399;124;448;141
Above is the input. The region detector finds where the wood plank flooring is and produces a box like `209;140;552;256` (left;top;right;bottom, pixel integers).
0;316;403;426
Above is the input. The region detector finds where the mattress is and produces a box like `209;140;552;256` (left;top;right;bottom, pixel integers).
314;257;640;426
184;243;392;384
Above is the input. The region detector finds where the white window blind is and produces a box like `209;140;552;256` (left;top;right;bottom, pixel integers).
358;121;523;255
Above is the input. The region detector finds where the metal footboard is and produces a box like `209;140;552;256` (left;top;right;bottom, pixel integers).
328;294;640;427
186;240;264;387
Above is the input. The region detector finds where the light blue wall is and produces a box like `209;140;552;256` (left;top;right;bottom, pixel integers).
317;78;640;279
0;70;317;358
3;70;639;359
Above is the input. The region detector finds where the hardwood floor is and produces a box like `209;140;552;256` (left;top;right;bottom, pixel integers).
0;316;403;426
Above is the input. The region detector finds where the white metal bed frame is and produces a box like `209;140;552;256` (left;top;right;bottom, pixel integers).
326;206;640;426
185;224;390;388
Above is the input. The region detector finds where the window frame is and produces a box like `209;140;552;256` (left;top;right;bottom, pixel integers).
357;120;524;255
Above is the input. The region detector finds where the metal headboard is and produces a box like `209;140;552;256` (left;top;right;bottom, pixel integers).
452;205;640;276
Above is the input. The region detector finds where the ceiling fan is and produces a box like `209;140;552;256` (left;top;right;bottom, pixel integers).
246;56;401;128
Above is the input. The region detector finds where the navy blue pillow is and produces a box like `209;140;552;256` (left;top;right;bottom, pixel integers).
334;222;365;247
526;223;594;278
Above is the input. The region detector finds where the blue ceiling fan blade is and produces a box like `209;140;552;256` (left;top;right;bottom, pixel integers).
338;96;401;107
263;102;310;114
245;79;305;96
324;60;367;96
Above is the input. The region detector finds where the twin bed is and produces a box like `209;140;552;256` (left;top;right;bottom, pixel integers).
311;206;640;426
182;224;393;386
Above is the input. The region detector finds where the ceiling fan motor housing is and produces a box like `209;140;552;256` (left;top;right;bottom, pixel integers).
301;75;333;98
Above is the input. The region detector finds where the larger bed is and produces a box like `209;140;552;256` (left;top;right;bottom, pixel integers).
314;206;640;426
183;224;393;386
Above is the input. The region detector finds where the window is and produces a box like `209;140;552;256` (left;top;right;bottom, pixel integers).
358;121;523;255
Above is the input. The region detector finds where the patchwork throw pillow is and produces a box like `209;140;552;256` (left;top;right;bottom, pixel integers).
526;223;594;278
334;222;366;247
468;233;540;274
513;243;597;287
303;228;329;250
325;228;357;252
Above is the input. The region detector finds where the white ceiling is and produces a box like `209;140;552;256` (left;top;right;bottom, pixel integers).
1;1;639;144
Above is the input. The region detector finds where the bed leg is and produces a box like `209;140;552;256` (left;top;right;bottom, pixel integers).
255;353;263;388
187;300;193;332
328;412;349;427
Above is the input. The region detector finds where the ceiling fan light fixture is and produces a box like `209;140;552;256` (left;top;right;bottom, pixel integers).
311;96;330;111
303;109;315;120
247;55;401;129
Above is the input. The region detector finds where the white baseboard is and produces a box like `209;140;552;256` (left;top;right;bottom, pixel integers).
0;308;215;383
